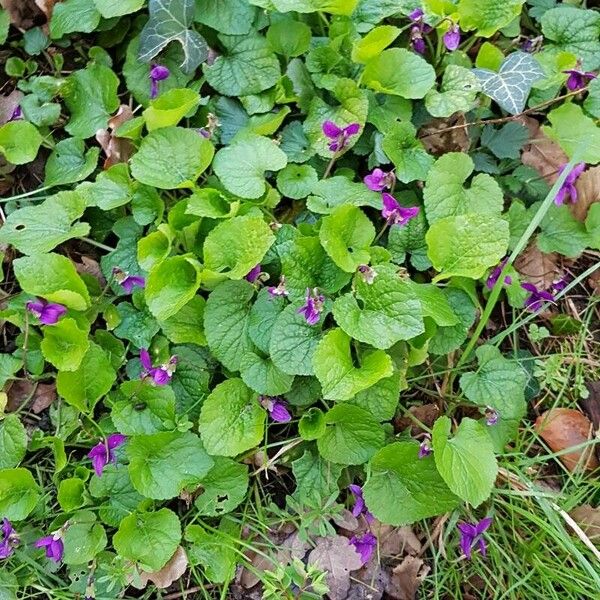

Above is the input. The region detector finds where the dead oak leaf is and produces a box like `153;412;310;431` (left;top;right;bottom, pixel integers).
514;244;561;290
308;535;363;600
385;555;430;600
134;546;188;589
535;408;599;472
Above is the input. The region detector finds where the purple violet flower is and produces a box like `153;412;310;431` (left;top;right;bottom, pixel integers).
268;275;289;298
9;106;22;121
357;264;377;285
563;69;596;92
348;484;374;523
140;349;177;385
418;435;432;459
26;298;67;325
443;24;461;51
521;283;555;312
260;396;292;423
245;264;262;283
485;407;499;426
410;26;426;54
0;518;19;560
554;162;586;205
364;168;395;192
552;276;569;294
408;8;424;21
457;517;492;559
113;267;145;294
88;434;127;477
149;64;170;99
486;258;512;289
322;120;360;152
297;288;325;325
382;193;420;227
350;532;377;565
35;532;64;563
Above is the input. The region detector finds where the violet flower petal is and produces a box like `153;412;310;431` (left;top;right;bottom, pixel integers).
350;533;377;565
245;264;262;283
322;120;343;139
270;401;292;423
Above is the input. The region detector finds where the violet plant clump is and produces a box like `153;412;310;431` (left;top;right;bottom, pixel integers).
0;2;598;597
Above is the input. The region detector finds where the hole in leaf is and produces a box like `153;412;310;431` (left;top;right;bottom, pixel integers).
15;224;26;231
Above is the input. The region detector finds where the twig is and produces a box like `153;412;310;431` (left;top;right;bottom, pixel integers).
418;89;586;140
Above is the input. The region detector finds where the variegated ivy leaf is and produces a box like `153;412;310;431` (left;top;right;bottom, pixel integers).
138;0;209;75
472;52;544;115
425;65;481;118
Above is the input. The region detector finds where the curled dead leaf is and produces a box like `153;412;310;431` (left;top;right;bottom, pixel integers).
535;408;599;472
571;166;600;221
134;546;188;589
569;505;600;540
95;105;135;169
307;535;363;600
514;244;561;290
419;113;471;156
384;555;430;600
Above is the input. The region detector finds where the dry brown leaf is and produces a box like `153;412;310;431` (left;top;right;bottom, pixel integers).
34;0;58;19
514;244;561;290
0;0;45;29
239;550;273;589
95;105;135;169
372;523;421;558
569;505;600;540
394;403;440;435
332;508;359;532
131;546;188;589
30;383;56;414
581;381;600;432
535;408;599;472
571;166;600;221
275;530;309;565
385;555;430;600
0;90;23;126
419;113;471;156
307;535;363;600
346;561;388;600
521;123;568;184
6;380;35;412
75;256;106;286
